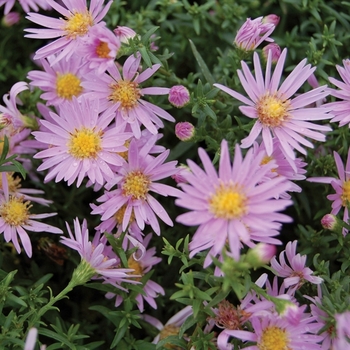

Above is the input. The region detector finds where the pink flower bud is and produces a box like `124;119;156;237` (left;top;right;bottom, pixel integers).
169;85;190;108
321;214;341;231
2;12;20;27
262;43;281;63
171;164;191;184
253;243;276;264
175;122;195;141
113;26;137;43
262;14;280;27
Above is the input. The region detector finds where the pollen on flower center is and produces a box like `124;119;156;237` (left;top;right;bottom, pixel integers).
258;326;290;350
214;300;251;330
341;180;350;206
56;73;82;100
64;11;93;38
127;255;143;281
68;128;102;159
114;204;135;225
109;80;141;110
256;93;291;128
122;171;150;200
96;41;111;58
0;196;31;226
209;183;247;219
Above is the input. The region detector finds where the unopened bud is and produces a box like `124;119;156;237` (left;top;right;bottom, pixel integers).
169;85;190;108
262;43;281;63
262;14;280;26
175;122;195;141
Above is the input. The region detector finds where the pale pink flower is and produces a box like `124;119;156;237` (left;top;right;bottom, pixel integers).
107;233;165;312
0;173;62;257
25;0;112;63
176;139;292;267
61;218;136;286
333;311;350;349
214;49;332;159
82;52;174;138
271;240;323;292
32;96;131;187
308;149;350;235
91;139;181;235
27;54;89;106
78;23;121;74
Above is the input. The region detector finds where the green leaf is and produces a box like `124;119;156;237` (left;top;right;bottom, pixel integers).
189;40;215;85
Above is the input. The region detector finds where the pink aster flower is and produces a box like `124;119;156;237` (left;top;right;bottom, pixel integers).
106;233;165;312
0;82;30;133
0;0;51;15
82;52;174;138
308;149;350;235
61;218;137;286
32;96;131;187
25;0;112;64
234;16;277;52
226;312;323;350
334;311;350;349
142;305;193;346
326;59;350;127
270;240;323;292
78;23;121;74
0;173;62;258
27;54;90;106
214;49;332;159
175;139;292;267
92;139;181;235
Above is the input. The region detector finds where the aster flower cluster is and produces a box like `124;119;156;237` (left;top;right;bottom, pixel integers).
2;1;350;349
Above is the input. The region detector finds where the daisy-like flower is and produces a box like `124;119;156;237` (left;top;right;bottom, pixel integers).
214;49;332;159
0;173;62;258
227;312;323;350
333;311;350;349
78;23;121;74
142;305;193;346
107;233;165;312
92;139;181;235
175;139;292;266
270;240;323;292
82;52;174;138
24;0;112;64
0;82;31;133
327;59;350;128
0;0;51;15
32;96;131;187
27;54;89;106
61;218;137;286
308;149;350;235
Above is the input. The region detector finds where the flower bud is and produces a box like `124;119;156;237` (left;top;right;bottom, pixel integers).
171;164;191;184
2;12;20;27
175;122;195;141
321;214;339;231
113;26;137;43
246;243;276;268
262;43;281;63
169;85;190;108
262;14;280;27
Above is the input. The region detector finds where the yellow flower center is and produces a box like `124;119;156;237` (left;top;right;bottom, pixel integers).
114;204;135;226
122;171;150;200
159;324;181;350
109;80;141;110
341;180;350;206
209;183;247;219
256;94;291;128
0;196;31;226
127;255;143;281
64;11;94;38
68;128;102;159
258;326;291;350
0;173;21;193
96;41;111;58
56;73;82;100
